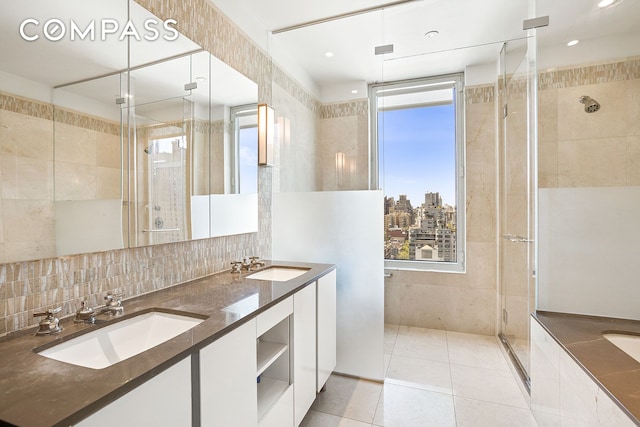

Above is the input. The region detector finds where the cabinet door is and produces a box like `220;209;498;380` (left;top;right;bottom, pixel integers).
200;318;257;427
76;357;192;426
293;284;316;426
317;269;336;392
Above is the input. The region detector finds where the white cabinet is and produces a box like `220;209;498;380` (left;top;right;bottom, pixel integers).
76;357;192;426
530;318;636;427
200;318;257;427
317;270;336;392
76;269;336;427
257;297;294;427
294;283;317;426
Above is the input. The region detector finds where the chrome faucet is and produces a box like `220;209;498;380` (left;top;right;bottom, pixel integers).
249;256;265;270
74;300;96;324
231;257;265;273
102;292;124;316
34;307;63;336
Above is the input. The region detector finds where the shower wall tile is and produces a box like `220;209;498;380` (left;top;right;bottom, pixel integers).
557;137;628;188
539;57;640;189
629;78;640;136
628;136;640;186
557;81;628;141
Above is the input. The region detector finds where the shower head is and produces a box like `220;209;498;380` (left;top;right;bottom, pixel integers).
579;95;600;113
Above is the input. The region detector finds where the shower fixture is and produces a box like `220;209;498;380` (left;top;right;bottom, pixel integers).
579;95;600;113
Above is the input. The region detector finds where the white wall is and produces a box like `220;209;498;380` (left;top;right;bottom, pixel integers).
538;187;640;320
272;190;385;381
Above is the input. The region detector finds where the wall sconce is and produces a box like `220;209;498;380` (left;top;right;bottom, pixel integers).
258;104;274;166
335;152;346;187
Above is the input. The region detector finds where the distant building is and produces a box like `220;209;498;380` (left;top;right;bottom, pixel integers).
415;244;439;261
424;192;442;207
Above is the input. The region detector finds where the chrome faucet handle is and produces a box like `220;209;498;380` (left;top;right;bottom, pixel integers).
231;261;243;273
249;256;265;268
104;291;123;306
74;300;96;324
34;307;63;336
34;307;62;318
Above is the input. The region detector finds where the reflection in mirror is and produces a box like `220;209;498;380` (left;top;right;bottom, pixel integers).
53;73;126;256
128;51;207;246
0;1;258;263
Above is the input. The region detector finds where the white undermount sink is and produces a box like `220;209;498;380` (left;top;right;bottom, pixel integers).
603;333;640;363
37;311;204;369
246;266;310;282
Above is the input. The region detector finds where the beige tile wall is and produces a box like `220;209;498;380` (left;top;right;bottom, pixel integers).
538;57;640;189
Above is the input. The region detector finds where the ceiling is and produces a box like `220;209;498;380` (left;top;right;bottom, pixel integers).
0;0;638;104
210;0;640;97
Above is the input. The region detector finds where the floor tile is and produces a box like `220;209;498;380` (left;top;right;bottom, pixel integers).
300;410;373;427
447;339;510;371
446;330;500;347
454;397;538;427
372;383;456;427
309;326;537;427
393;326;449;362
383;353;391;377
311;374;383;423
385;354;452;394
450;363;529;409
384;324;399;354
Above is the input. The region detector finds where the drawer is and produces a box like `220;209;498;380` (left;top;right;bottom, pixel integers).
257;296;293;337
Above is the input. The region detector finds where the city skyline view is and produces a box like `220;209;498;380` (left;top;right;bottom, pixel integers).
379;101;458;263
378;102;456;206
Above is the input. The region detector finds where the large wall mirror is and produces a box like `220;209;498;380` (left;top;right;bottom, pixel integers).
0;0;258;263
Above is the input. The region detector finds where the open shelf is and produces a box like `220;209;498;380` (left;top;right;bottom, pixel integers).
257;341;288;376
257;376;290;421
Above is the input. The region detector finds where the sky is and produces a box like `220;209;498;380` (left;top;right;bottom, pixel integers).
378;103;456;206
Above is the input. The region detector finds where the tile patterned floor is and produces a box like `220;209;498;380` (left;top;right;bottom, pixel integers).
300;325;538;427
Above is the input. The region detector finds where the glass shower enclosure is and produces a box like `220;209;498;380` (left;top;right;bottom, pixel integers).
497;34;538;390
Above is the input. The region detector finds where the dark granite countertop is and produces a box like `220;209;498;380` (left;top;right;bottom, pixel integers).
533;311;640;425
0;260;335;427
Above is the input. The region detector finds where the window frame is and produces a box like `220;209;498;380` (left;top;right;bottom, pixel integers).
369;73;466;273
230;104;258;194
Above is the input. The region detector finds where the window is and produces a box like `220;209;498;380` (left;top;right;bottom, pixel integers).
230;105;258;194
370;74;465;272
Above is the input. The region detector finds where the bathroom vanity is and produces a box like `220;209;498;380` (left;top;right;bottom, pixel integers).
0;261;336;427
531;312;640;426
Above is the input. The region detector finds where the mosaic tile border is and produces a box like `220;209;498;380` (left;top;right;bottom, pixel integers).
272;66;321;115
539;56;640;90
54;107;120;136
465;85;495;104
0;91;53;120
320;99;369;119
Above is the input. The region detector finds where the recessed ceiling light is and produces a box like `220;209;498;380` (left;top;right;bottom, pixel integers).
351;90;359;94
325;51;334;58
567;39;579;47
424;30;439;39
598;0;623;8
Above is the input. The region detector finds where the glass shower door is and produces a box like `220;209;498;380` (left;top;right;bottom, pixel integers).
498;36;537;389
